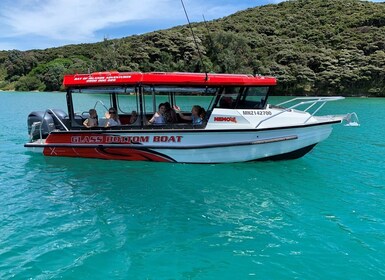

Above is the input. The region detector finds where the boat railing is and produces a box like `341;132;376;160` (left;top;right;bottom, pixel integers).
47;109;69;132
255;96;345;128
31;109;69;143
29;121;42;142
93;100;109;111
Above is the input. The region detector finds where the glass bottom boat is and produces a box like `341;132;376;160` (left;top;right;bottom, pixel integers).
24;72;358;163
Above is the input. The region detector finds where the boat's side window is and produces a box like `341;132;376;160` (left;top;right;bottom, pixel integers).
215;87;240;109
235;87;269;109
116;87;139;115
69;90;113;128
114;87;142;125
139;85;215;128
172;88;214;127
142;86;171;127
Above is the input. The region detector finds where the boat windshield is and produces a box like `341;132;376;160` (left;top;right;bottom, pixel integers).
213;86;270;109
236;86;269;109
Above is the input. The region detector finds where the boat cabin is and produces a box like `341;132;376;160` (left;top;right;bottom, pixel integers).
62;71;277;130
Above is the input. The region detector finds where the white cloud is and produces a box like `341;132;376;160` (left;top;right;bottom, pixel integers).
0;0;179;42
1;0;380;50
0;0;265;41
0;0;258;49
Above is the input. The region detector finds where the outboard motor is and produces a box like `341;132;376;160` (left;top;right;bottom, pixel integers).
27;111;55;141
46;109;68;130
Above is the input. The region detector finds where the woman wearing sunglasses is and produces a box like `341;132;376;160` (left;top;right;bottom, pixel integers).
105;108;121;127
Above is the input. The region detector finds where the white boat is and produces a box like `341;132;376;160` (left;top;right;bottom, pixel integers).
24;71;358;163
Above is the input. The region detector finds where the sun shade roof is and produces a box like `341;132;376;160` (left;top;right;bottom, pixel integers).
63;71;277;88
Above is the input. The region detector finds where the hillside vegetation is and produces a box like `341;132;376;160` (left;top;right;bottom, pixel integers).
1;0;385;96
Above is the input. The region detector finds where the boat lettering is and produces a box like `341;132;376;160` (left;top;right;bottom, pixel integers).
74;75;132;82
107;135;182;143
214;117;237;123
242;110;272;116
71;135;183;144
153;136;183;143
105;136;150;143
71;135;103;143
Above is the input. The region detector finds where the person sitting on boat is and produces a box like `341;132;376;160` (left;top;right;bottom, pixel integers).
148;103;166;125
173;105;205;125
83;108;98;128
129;110;139;125
219;96;234;109
163;102;177;124
105;108;121;127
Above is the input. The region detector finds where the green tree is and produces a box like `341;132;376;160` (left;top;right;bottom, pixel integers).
15;76;45;91
2;0;385;95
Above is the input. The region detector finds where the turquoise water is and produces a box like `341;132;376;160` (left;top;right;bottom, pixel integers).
0;92;384;279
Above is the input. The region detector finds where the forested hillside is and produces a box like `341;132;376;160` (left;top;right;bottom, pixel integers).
1;0;385;96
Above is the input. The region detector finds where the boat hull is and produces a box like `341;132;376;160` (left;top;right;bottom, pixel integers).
24;122;335;163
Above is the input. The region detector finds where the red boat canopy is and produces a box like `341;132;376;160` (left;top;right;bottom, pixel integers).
63;71;277;88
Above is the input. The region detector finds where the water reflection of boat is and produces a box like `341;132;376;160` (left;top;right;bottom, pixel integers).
24;71;358;163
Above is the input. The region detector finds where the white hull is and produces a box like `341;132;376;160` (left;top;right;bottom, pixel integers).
25;122;335;163
159;125;333;163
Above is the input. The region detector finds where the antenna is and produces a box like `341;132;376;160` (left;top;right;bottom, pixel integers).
202;14;214;48
180;0;208;81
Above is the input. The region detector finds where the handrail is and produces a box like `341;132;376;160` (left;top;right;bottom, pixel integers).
47;109;69;131
32;109;69;143
29;121;41;142
39;112;45;143
255;96;345;128
275;96;345;108
93;100;109;111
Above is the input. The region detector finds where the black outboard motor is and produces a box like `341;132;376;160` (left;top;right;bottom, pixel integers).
46;109;68;130
27;111;55;141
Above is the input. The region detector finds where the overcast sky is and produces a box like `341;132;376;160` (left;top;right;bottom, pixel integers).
0;0;383;51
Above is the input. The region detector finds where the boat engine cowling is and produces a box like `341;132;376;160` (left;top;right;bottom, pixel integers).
46;109;68;130
27;111;55;141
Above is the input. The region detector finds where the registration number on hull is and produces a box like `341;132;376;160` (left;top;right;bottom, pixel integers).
242;110;272;116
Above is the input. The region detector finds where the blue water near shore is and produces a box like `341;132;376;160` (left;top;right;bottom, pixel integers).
0;92;384;279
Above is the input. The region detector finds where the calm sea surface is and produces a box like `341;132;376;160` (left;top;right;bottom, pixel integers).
0;91;384;279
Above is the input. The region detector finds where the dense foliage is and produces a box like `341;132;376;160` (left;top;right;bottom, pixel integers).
1;0;385;96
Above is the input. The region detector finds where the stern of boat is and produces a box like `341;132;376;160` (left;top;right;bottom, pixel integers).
24;139;47;153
